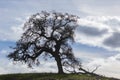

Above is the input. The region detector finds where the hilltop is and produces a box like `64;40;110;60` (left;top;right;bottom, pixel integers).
0;73;119;80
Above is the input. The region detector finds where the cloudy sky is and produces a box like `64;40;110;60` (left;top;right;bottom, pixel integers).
1;0;120;79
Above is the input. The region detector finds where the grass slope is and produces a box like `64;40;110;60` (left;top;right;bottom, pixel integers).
0;73;119;80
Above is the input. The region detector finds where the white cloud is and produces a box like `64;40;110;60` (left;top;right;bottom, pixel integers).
0;49;57;74
75;16;120;52
0;57;57;74
0;49;8;55
0;26;23;41
10;25;24;40
73;0;120;16
84;54;120;78
0;17;26;41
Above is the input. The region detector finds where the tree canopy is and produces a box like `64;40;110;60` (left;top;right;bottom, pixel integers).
8;11;79;73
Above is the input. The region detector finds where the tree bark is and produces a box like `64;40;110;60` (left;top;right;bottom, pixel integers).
55;54;64;74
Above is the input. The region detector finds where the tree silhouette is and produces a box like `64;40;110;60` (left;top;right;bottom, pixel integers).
8;11;79;73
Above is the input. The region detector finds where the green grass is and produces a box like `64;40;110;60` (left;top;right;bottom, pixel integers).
0;73;119;80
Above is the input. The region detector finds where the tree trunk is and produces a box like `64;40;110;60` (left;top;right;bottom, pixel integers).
55;54;64;74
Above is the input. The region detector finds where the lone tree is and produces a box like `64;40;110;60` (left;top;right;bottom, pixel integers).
8;11;79;73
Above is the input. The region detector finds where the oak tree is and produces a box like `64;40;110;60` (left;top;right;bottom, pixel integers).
8;11;79;73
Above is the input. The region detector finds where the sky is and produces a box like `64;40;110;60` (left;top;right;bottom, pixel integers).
0;0;120;78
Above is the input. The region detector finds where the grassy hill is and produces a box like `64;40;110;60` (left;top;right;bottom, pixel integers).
0;73;119;80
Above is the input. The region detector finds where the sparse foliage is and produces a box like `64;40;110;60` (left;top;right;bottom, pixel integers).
8;11;79;73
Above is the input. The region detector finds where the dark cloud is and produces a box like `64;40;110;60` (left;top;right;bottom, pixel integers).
103;32;120;48
76;26;108;37
116;58;120;61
